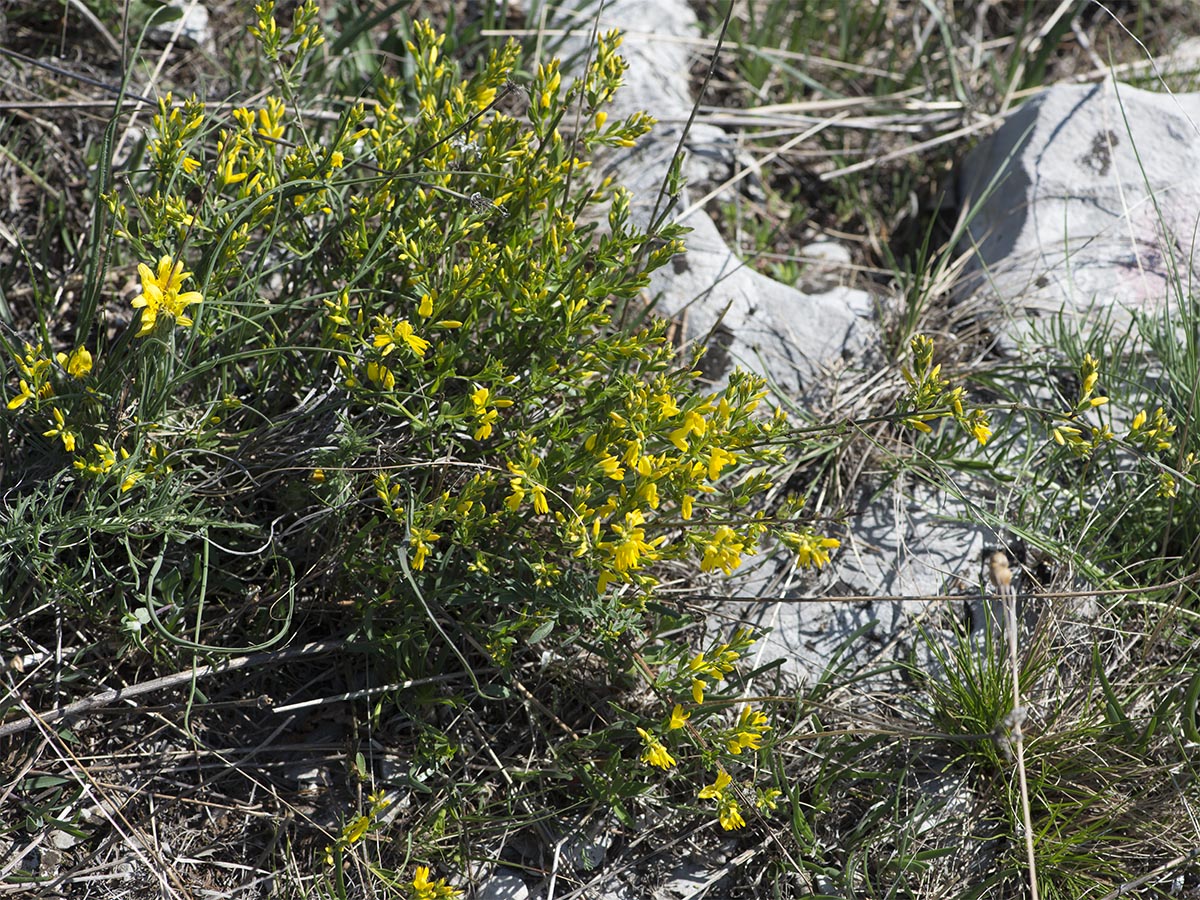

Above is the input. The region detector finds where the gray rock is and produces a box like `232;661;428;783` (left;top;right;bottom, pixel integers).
148;0;213;52
546;0;878;397
47;829;79;850
958;81;1200;346
656;859;725;900
729;481;991;685
476;868;530;900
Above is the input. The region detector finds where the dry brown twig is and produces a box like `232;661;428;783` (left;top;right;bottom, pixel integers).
989;550;1040;900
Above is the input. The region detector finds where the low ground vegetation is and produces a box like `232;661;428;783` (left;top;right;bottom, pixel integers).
3;1;1200;898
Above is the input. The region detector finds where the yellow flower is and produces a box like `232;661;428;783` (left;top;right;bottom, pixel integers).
707;446;737;480
366;361;396;390
636;726;676;770
7;378;34;410
413;867;434;896
411;865;461;900
505;471;526;512
668;408;708;451
756;788;783;812
596;454;624;480
1159;471;1178;499
700;525;744;575
131;255;204;337
667;704;689;731
73;441;118;476
410;528;441;571
726;705;770;754
56;346;93;378
698;769;732;801
698;769;746;830
373;317;430;358
342;815;370;844
474;409;497;440
692;678;705;704
606;510;664;572
471;387;499;440
784;530;840;570
718;803;746;831
530;482;549;515
43;407;76;452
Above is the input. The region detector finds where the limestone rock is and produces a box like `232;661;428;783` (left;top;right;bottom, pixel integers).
148;0;213;53
476;869;530;900
958;81;1200;345
730;482;992;685
546;0;877;396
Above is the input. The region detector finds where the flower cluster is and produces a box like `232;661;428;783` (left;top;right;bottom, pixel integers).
146;91;204;182
1050;353;1114;458
721;704;771;755
686;628;754;704
131;256;204;338
898;334;992;445
322;791;392;867
698;770;746;830
1126;406;1175;454
780;525;840;569
637;727;676;770
628;629;782;831
409;866;461;900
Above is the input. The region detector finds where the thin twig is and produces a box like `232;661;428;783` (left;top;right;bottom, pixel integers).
1095;848;1200;900
0;640;342;739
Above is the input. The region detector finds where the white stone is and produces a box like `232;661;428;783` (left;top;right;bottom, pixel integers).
730;481;991;685
958;81;1200;345
475;869;530;900
148;0;213;52
545;0;878;397
47;829;78;850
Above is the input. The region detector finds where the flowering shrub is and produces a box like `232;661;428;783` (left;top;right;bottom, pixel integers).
0;2;849;652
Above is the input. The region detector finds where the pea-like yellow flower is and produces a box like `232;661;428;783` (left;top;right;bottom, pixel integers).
342;815;370;844
718;803;746;831
409;527;441;571
411;865;462;900
43;407;76;452
373;316;430;358
366;361;396;390
7;378;35;410
596;454;624;480
700;525;745;575
726;705;770;754
131;255;204;337
698;769;746;830
667;704;690;731
707;446;737;480
56;346;93;378
471;387;499;440
636;727;676;770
